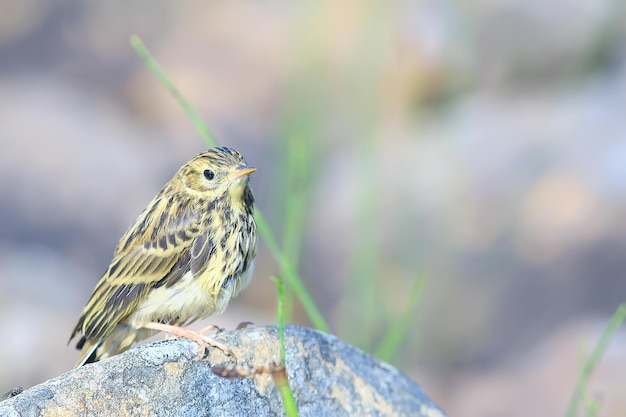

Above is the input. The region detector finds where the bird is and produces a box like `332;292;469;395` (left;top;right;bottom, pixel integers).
69;146;257;367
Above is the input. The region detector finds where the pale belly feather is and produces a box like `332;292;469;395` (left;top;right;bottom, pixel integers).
126;259;255;329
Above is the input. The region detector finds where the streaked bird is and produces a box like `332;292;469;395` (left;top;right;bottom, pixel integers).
70;147;257;366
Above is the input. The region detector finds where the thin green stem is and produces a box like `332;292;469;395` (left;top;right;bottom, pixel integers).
272;276;299;416
272;276;287;364
565;303;626;417
282;137;308;269
281;136;310;322
130;36;217;147
584;397;600;417
375;271;427;362
273;368;299;417
257;212;329;332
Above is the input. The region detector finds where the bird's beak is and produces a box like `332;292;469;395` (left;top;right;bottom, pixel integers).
222;166;256;182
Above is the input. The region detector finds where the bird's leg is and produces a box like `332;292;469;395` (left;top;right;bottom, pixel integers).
142;322;234;358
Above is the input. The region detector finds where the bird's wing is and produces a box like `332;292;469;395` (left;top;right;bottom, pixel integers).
71;193;211;342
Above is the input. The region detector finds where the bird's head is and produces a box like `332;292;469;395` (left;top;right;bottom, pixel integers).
178;147;256;203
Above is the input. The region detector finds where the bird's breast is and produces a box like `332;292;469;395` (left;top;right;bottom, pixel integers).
127;213;256;329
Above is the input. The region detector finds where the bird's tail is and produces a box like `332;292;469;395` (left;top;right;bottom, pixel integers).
74;337;102;367
72;324;147;367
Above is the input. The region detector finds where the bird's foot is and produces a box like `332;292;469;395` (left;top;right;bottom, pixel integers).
143;322;234;359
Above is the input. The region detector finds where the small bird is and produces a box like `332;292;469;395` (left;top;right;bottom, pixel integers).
70;147;257;366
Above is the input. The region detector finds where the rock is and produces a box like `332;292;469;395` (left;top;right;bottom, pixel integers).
0;325;446;417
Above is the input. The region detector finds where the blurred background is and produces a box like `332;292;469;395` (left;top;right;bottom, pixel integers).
1;1;626;415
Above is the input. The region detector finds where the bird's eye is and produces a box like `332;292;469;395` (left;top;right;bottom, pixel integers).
203;169;215;180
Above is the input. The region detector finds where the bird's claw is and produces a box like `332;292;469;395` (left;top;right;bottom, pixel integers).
196;335;236;362
198;324;225;335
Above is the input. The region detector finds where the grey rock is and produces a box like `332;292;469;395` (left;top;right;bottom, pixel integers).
0;325;446;417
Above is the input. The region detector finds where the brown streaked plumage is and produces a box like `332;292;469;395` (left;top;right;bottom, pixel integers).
70;147;257;366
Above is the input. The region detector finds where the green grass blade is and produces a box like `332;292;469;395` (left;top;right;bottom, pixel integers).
130;35;328;333
129;35;218;148
565;302;626;417
374;271;427;362
257;212;329;332
281;137;309;268
272;276;287;364
273;368;299;417
584;397;601;417
271;276;299;417
279;137;309;322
